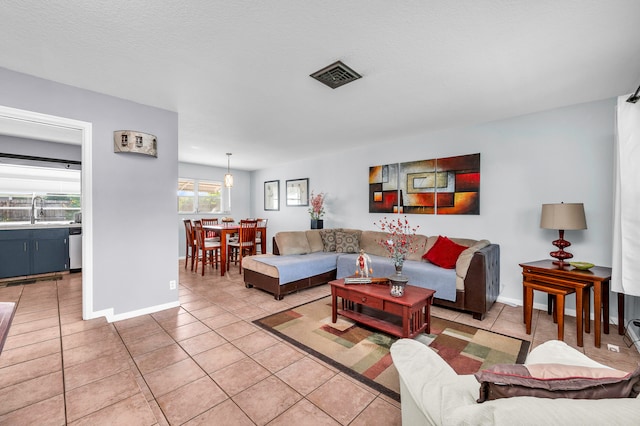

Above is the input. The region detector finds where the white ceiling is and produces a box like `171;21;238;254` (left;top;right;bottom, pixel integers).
1;0;639;170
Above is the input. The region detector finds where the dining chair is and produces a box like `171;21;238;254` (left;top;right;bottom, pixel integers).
227;219;258;273
201;217;221;240
193;220;221;275
255;218;268;254
183;219;196;271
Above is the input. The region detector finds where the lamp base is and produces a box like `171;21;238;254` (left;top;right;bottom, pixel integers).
550;257;572;268
550;229;573;267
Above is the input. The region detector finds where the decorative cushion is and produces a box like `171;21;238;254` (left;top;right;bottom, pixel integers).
423;235;468;269
335;230;360;253
274;232;311;255
475;363;640;402
305;230;324;253
455;239;490;280
319;229;337;252
359;231;392;257
405;234;428;261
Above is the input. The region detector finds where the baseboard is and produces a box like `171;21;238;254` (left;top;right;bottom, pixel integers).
86;300;181;323
496;295;618;326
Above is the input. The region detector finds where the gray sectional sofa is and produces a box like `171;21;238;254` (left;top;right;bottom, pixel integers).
242;228;500;320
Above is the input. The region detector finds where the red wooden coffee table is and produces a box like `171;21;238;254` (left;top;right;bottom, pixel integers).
330;278;435;339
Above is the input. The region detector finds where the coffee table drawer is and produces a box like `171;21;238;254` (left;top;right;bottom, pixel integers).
351;294;384;310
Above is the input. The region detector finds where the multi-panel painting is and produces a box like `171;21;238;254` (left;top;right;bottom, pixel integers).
369;153;480;215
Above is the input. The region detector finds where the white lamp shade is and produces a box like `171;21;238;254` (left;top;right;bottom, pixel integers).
224;173;233;188
540;203;587;230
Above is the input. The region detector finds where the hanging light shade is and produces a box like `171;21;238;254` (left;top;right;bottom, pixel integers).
224;153;233;188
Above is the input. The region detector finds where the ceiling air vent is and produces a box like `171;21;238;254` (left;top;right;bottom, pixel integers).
310;61;362;89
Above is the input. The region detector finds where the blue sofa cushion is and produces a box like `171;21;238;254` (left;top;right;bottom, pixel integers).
255;252;339;285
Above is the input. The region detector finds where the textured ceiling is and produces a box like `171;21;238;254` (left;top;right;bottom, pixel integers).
1;0;640;170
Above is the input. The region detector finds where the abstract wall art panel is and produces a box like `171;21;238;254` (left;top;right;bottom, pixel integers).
369;153;480;215
434;153;480;215
369;164;399;213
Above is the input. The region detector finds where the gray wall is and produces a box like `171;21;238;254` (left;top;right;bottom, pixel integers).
250;98;632;322
0;135;82;162
0;66;179;318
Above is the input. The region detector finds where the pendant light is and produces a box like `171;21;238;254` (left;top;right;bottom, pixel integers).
224;153;233;188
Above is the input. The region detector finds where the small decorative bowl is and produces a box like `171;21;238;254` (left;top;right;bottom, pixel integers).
569;261;595;270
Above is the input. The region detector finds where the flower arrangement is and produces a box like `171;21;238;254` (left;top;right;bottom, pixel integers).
375;216;421;268
309;191;326;220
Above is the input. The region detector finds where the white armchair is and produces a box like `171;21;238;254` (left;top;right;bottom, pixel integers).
390;339;640;425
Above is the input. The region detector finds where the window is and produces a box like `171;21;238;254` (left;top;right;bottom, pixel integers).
178;179;195;213
178;178;223;214
0;164;81;224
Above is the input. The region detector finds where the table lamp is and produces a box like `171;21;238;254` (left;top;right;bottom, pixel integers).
540;202;587;267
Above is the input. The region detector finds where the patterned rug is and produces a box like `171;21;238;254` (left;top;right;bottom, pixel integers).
254;296;530;401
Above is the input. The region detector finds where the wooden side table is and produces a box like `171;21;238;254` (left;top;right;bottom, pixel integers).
520;260;613;348
523;280;575;341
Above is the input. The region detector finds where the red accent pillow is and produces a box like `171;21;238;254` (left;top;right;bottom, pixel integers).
423;236;468;269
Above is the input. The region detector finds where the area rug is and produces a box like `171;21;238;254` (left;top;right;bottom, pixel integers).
253;296;530;401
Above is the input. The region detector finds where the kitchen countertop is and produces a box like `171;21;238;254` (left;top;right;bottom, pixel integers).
0;222;82;230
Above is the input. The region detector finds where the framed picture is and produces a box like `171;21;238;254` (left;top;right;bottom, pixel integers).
264;180;280;211
286;178;309;206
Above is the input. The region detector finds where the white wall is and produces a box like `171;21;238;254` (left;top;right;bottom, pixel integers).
0;67;179;319
251;98;622;318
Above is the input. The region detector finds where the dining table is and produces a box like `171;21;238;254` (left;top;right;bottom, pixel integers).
203;223;267;276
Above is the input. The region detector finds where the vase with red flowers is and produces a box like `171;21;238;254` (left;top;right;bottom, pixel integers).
309;191;325;229
375;215;421;296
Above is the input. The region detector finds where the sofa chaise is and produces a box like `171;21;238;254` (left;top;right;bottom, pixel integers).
242;228;500;320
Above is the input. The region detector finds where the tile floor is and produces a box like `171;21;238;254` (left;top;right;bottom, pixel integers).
1;263;639;425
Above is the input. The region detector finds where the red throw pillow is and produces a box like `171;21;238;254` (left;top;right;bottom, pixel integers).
423;236;467;269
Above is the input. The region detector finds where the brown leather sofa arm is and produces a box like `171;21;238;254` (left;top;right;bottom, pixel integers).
463;244;500;319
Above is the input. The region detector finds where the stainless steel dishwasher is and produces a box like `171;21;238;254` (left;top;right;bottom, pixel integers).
69;227;82;271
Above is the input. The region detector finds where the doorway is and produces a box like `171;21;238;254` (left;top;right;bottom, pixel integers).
0;105;94;320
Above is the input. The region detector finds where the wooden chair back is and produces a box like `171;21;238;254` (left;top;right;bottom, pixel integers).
193;220;205;248
238;219;258;251
228;219;258;272
193;219;220;275
201;218;220;239
255;218;268;253
183;219;196;270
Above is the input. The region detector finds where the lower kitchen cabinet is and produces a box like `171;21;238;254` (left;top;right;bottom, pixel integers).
0;230;30;279
0;228;69;279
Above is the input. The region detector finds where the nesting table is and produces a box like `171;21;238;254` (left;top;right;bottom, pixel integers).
520;260;615;348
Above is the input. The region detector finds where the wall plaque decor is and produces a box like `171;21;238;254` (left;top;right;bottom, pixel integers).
369;153;480;215
114;130;157;157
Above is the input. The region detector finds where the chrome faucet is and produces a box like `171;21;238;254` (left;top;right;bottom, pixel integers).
31;196;44;224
